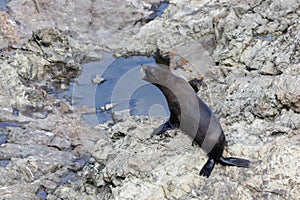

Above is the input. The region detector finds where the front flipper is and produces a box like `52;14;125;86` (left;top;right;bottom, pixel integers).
199;158;215;178
151;120;176;136
219;157;250;168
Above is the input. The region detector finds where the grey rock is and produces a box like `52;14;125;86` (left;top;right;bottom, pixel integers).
0;11;19;50
274;75;300;113
0;0;299;199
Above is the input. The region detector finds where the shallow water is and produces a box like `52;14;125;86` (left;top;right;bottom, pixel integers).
36;189;47;199
0;0;7;7
254;33;273;41
0;131;9;167
156;2;169;17
0;0;8;11
0;131;7;145
59;53;169;125
0;160;10;168
0;121;19;129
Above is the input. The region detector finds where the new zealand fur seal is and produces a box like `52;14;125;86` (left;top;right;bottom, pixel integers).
141;65;250;178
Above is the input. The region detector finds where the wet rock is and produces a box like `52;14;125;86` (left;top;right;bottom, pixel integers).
0;27;90;110
91;74;105;84
71;114;249;200
0;0;299;199
0;99;94;198
100;103;118;111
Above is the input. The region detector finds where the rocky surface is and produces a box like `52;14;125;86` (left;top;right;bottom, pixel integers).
0;0;299;199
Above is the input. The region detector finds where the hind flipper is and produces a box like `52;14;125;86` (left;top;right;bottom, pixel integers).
151;120;176;136
219;157;250;168
199;158;215;178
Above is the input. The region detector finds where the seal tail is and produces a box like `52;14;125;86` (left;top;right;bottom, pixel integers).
219;157;250;168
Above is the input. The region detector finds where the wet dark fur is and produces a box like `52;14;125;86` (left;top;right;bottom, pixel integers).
142;65;250;177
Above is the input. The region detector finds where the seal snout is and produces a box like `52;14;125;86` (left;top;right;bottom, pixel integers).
140;65;147;79
140;65;159;81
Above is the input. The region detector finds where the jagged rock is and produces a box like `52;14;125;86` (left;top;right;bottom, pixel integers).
0;0;299;199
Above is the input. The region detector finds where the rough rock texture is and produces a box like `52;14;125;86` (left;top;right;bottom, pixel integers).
0;0;299;199
0;11;19;49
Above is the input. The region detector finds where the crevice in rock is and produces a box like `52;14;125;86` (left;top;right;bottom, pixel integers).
134;1;169;25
